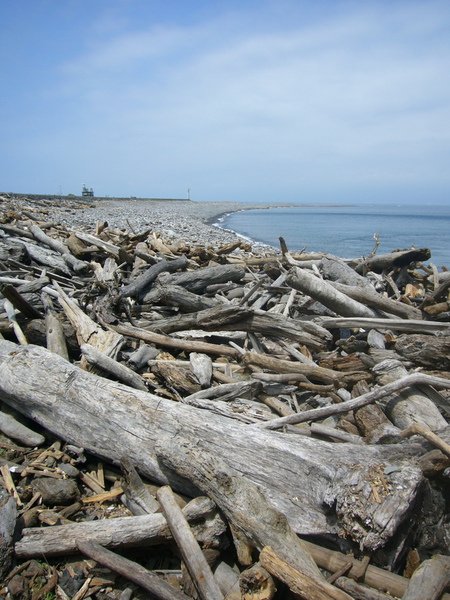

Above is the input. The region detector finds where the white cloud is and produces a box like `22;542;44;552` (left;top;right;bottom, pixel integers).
31;2;450;199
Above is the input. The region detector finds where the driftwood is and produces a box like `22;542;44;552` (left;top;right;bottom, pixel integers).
0;341;424;550
318;316;450;333
401;554;450;600
373;359;448;431
156;437;348;600
157;485;224;600
119;255;188;300
15;496;217;557
77;540;190;600
286;267;378;318
395;333;450;369
28;223;88;273
355;248;431;273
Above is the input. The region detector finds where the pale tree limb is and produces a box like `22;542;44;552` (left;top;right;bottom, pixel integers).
157;485;224;600
256;372;450;430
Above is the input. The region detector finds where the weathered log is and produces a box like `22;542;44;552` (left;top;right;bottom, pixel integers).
401;554;450;600
42;292;69;360
355;248;431;274
120;457;159;514
74;231;121;258
15;496;217;557
373;360;448;431
318;316;450;334
0;409;45;446
0;489;17;579
0;341;425;550
161;264;246;293
155;438;332;590
112;321;240;358
243;351;343;384
395;334;450;369
239;562;276;599
142;280;217;312
259;546;351;600
18;239;72;275
77;540;190;600
157;485;224;600
81;344;147;391
56;284;123;360
28;223;88;273
120;255;188;300
190;353;213;388
0;283;43;319
286;267;378;318
329;281;422;320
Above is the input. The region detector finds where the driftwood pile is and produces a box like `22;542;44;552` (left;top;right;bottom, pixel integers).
0;195;449;599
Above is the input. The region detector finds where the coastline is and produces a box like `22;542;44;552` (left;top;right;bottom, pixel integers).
0;194;276;250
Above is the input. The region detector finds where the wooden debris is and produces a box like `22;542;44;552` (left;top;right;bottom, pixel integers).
1;195;449;599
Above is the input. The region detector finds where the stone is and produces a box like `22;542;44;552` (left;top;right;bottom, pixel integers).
32;477;79;505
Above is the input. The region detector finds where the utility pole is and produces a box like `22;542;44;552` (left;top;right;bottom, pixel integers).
187;188;191;200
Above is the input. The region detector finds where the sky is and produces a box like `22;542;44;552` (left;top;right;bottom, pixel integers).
1;0;450;204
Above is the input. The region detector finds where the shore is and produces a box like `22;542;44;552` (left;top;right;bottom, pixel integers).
0;194;271;249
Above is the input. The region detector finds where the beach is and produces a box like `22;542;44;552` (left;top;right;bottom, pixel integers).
0;194;261;248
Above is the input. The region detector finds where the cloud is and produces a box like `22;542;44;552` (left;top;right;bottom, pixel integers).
16;1;450;200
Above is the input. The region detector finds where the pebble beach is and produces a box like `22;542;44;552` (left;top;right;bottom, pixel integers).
1;194;265;248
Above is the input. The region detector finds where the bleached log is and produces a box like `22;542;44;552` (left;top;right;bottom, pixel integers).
355;248;430;274
15;496;216;557
373;360;448;431
0;341;425;551
286;267;378;318
81;343;147;391
157;485;224;600
28;223;88;272
318;316;450;334
329;281;422;320
401;554;450;600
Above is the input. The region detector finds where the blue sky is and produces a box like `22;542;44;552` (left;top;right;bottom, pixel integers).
1;0;450;204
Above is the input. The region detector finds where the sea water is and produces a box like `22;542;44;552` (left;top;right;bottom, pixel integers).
218;204;450;268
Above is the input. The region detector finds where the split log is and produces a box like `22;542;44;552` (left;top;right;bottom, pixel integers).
74;231;121;258
259;546;351;600
0;341;425;550
373;360;448;431
355;248;431;274
15;496;217;557
56;284;123;360
286;267;378;317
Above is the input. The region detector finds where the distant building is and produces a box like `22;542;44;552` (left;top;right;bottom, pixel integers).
82;185;94;197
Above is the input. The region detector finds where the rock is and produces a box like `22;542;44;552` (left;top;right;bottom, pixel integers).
32;477;79;505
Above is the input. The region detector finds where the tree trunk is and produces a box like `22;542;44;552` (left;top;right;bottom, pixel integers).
0;340;424;551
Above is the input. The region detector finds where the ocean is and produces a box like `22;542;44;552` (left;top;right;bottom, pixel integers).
217;203;450;268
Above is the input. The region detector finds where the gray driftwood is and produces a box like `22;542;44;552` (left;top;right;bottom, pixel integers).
0;340;425;552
